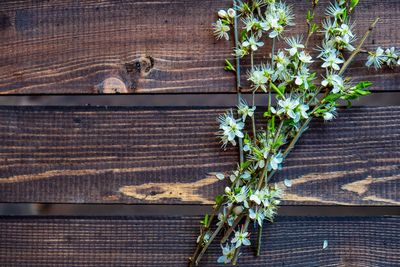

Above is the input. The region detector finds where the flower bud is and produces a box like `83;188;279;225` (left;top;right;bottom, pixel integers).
225;187;231;194
218;10;228;18
233;206;244;215
227;8;236;18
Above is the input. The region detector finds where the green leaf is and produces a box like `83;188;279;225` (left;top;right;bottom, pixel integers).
322;93;342;103
224;59;235;72
201;213;209;226
312;23;318;32
354;81;372;90
240;160;252;171
350;0;359;10
268;116;276;133
215;195;224;206
270;82;285;98
346;100;353;108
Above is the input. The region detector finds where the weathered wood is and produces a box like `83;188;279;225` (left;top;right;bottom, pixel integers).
0;106;399;205
0;216;398;266
0;0;399;94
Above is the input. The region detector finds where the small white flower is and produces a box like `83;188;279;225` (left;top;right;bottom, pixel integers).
250;190;263;205
285;36;305;56
218;112;244;147
326;1;345;19
242;36;264;51
385;47;399;66
269;25;284;38
274;51;290;70
317;40;338;59
237;98;256;121
275;1;294;26
249;208;265;226
269;152;283;170
298;104;309;119
212;20;230;40
294;66;311;90
323;112;334;121
277;98;299;119
217;244;236;264
248;69;268;92
339;24;354;38
231;229;251;248
240;171;251;181
242;15;260;33
323;106;337;121
322;54;344;71
234;44;249;58
234;186;248;204
298;51;313;64
322;74;344;93
366;47;386;69
262;14;278;32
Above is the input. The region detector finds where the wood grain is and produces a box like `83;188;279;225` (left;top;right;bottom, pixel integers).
0;216;398;266
0;0;400;94
0;106;399;205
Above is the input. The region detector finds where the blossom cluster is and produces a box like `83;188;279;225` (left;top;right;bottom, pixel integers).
366;47;400;69
191;1;387;266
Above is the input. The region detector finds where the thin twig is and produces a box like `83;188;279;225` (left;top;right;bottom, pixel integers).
233;0;245;165
339;18;380;75
256;223;263;256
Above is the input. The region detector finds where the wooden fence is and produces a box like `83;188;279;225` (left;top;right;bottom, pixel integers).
0;0;399;266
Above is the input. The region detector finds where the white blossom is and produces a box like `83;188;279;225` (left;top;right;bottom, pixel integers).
298;51;313;64
248;69;268;92
294;66;311;90
231;229;251;248
366;47;386;69
277;98;299;119
298;104;309;119
269;152;283;170
323;106;337;121
249;190;263;205
325;1;345;19
322;53;344;71
249;208;265;226
218;112;244;147
242;36;264;51
213;20;230;40
322;74;344;93
238;98;256;122
285;36;305;56
217;244;236;264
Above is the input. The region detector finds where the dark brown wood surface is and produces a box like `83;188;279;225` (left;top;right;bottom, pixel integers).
0;216;398;266
0;106;399;205
0;0;400;94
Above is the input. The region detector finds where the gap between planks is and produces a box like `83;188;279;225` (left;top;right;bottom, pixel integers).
0;204;398;217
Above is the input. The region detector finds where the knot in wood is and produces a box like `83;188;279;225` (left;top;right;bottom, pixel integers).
100;77;128;94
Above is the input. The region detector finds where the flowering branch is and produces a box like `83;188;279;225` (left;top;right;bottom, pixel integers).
189;0;395;265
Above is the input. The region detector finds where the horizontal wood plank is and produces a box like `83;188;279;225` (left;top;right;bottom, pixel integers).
0;106;399;205
0;216;399;266
0;0;400;94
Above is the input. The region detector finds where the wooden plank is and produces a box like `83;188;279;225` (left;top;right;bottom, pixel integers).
0;0;399;94
0;216;398;266
0;106;399;205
